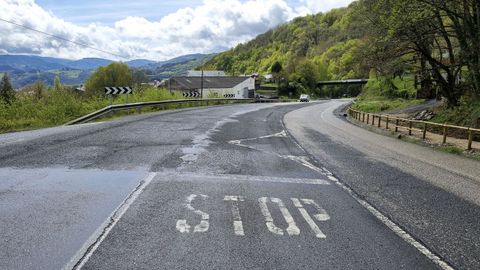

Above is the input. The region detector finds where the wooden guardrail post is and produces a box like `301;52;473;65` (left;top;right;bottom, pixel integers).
348;108;479;150
468;128;473;150
442;124;448;144
422;123;427;139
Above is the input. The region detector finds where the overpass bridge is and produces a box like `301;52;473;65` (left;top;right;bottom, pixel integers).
317;79;368;86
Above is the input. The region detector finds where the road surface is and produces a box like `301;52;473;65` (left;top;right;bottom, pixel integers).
0;100;479;269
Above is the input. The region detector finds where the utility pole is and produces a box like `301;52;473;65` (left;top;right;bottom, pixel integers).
200;69;204;99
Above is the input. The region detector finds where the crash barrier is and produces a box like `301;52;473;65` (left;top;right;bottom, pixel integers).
348;108;480;150
66;98;291;125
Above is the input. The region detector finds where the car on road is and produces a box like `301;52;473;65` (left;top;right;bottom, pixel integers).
299;94;310;102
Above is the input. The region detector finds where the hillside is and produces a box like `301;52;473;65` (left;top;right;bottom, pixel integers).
203;1;368;97
0;54;213;88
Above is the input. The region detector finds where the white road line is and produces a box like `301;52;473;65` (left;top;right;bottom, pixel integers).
291;198;327;239
224;196;245;236
233;130;288;143
65;172;157;270
258;197;300;236
328;175;455;270
281;114;455;269
160;173;330;185
176;194;210;233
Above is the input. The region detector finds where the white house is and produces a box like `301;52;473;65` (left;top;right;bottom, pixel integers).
169;76;256;99
187;70;226;77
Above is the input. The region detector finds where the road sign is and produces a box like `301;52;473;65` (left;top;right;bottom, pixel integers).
224;94;235;98
183;91;200;98
105;87;132;95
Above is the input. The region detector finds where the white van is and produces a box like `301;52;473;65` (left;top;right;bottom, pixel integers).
299;94;310;102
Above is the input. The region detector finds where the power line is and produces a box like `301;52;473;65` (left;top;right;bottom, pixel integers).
0;17;128;59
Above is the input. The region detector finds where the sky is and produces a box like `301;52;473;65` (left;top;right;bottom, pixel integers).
0;0;355;61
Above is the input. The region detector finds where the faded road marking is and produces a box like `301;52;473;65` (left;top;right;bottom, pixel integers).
224;196;245;236
176;194;210;233
175;195;330;238
292;198;329;238
162;173;330;185
258;197;300;236
67;172;157;270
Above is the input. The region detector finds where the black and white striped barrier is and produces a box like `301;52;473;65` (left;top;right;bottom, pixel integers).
183;91;200;98
105;86;132;95
223;94;235;98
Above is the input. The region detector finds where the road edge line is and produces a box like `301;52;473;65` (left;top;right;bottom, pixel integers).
281;109;455;270
63;172;157;270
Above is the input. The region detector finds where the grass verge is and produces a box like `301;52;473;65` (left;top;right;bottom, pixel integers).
0;86;184;134
352;97;424;112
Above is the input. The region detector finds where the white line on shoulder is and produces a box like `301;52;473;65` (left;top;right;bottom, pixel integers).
64;172;157;270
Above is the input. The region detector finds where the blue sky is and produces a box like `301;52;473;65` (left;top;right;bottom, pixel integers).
36;0;205;25
2;0;355;60
35;0;321;25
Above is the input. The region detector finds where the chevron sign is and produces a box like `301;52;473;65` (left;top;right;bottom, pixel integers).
224;94;235;98
105;87;133;95
183;91;200;98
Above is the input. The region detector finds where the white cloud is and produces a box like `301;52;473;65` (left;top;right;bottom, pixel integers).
0;0;354;60
297;0;354;14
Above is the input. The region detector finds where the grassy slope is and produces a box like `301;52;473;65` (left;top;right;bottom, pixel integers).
0;87;184;133
352;76;425;112
352;98;424;112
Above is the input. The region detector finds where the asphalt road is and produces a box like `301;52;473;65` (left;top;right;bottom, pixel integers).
0;100;478;269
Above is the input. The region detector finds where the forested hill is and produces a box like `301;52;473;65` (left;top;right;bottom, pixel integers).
203;1;369;84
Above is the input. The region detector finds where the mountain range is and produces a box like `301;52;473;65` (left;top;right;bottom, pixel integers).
0;53;215;88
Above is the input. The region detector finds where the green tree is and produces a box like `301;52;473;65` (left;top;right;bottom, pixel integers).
53;75;62;92
297;60;319;93
0;73;16;104
270;61;283;74
34;81;45;100
85;62;133;95
132;69;148;85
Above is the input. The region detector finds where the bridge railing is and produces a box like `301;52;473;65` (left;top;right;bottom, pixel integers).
348;108;480;150
65;98;289;126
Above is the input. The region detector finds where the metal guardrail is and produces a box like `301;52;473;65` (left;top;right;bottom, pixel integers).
65;98;286;126
348;108;480;150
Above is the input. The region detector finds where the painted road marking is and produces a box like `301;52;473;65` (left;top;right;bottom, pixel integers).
282;115;455;270
259;197;300;236
176;194;210;233
224;196;245;236
158;173;330;185
67;172;157;270
176;194;329;238
291;198;330;238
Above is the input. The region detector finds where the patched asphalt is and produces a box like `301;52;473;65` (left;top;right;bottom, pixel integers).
2;101;477;269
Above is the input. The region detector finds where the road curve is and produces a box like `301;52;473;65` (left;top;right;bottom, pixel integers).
285;100;480;270
0;100;478;269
